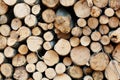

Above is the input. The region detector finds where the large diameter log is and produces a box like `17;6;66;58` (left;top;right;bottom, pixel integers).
70;46;90;66
90;52;109;71
105;60;120;80
14;3;30;19
54;39;71;56
27;36;43;52
74;0;90;18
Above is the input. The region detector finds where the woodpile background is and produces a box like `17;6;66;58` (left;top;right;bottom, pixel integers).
0;0;120;80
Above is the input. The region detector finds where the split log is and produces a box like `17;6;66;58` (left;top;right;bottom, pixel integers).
68;65;83;79
80;36;91;46
108;17;119;28
70;46;90;66
77;18;86;27
26;52;38;64
11;18;22;30
4;46;16;58
12;54;26;67
26;63;36;73
82;26;92;36
90;42;102;53
43;50;59;66
99;15;109;24
0;35;7;50
53;73;72;80
36;61;47;73
42;9;55;23
83;75;93;80
93;0;108;8
70;37;80;47
0;24;11;36
99;25;109;35
54;39;71;56
13;67;28;80
0;52;5;64
1;63;13;77
104;8;114;17
55;63;66;74
92;71;104;80
74;0;90;18
90;52;109;71
0;15;8;24
71;26;82;37
63;57;72;66
0;0;8;15
14;3;30;19
60;0;75;7
45;68;56;79
90;6;101;17
88;17;98;29
27;36;43;52
32;71;42;80
18;44;28;55
32;4;41;15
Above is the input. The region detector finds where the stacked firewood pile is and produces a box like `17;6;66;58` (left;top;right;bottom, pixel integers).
0;0;120;80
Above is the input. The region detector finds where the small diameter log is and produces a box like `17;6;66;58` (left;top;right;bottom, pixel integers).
109;0;120;10
41;78;49;80
80;36;91;46
43;41;54;50
32;27;41;36
0;52;5;64
7;37;18;47
26;52;38;64
60;0;75;7
13;67;28;80
0;74;2;80
42;0;59;8
92;71;104;80
109;28;120;43
74;0;90;18
99;25;109;35
17;26;31;41
48;23;54;30
24;0;38;6
63;57;72;66
32;4;41;15
11;18;22;30
14;3;30;19
54;39;71;56
68;66;83;79
108;17;119;28
70;37;80;47
32;71;42;80
10;30;18;39
43;31;54;41
91;31;101;41
36;61;47;73
70;46;90;66
112;44;120;62
55;63;66;74
4;46;16;58
42;50;59;66
99;15;109;24
0;24;11;36
28;78;33;80
104;8;114;17
77;18;86;27
87;0;93;7
0;0;8;15
105;60;120;80
90;52;109;71
42;9;55;23
18;44;28;55
27;36;43;52
83;67;93;75
103;44;114;54
53;73;72;80
0;15;8;24
12;54;26;67
93;0;108;8
45;68;56;79
71;26;82;37
38;22;48;31
88;17;98;29
116;9;120;18
90;42;102;53
82;26;92;36
24;14;37;27
0;35;7;50
90;6;101;17
3;0;17;6
1;63;13;77
100;35;110;45
83;75;93;80
26;63;36;73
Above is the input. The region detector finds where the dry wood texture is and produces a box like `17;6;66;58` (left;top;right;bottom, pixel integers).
0;0;120;79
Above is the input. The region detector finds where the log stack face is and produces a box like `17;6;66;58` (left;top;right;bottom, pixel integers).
0;0;120;79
